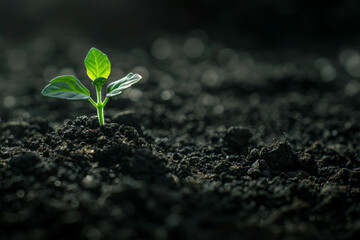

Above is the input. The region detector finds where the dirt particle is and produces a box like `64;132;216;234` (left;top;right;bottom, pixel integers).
9;152;41;169
247;167;261;179
97;136;107;146
112;111;142;134
259;142;297;172
349;168;360;186
296;153;318;175
225;126;252;151
329;168;351;183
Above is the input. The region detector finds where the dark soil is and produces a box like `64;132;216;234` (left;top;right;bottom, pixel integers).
1;35;360;240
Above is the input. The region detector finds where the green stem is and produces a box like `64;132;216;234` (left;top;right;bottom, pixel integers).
95;85;105;126
97;105;104;126
102;97;109;107
88;98;97;107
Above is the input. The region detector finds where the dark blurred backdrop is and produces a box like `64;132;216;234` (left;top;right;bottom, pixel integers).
1;0;359;49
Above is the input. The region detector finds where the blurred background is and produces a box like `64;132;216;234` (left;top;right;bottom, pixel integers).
1;0;360;49
1;0;360;134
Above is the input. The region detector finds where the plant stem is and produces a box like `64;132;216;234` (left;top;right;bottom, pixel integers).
89;98;97;107
97;105;105;126
103;97;109;107
95;85;105;125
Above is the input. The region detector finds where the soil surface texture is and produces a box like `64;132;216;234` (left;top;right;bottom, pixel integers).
1;35;360;240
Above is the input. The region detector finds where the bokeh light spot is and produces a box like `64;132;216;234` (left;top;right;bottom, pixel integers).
151;39;172;60
161;90;174;101
314;58;337;81
184;38;204;58
4;96;16;108
201;69;219;87
345;80;360;96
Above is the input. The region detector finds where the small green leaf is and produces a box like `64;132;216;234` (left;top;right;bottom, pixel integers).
84;48;111;81
41;76;90;100
92;77;107;87
106;73;142;98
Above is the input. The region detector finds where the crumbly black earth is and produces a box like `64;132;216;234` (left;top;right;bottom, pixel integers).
1;36;360;240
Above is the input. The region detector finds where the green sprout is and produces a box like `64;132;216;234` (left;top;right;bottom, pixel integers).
41;48;142;126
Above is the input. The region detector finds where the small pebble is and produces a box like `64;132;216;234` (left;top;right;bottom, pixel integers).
10;152;41;169
225;126;252;151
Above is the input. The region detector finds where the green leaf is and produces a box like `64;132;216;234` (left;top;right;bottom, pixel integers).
84;48;111;81
106;73;142;98
92;77;107;87
41;76;90;100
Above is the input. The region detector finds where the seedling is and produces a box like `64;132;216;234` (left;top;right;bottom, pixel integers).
41;48;142;126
